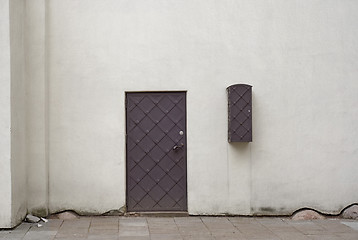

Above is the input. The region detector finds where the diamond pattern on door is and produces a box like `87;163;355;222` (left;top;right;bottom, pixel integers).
126;92;187;212
227;84;252;142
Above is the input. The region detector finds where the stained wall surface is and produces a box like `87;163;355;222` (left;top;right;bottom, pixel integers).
9;0;27;225
1;0;358;224
25;0;48;217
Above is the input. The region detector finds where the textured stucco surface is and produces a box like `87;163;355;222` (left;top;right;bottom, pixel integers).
9;0;27;226
0;0;27;228
0;0;12;228
1;0;358;226
41;0;358;215
25;0;48;217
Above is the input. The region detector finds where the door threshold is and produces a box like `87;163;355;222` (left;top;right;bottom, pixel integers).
125;211;189;217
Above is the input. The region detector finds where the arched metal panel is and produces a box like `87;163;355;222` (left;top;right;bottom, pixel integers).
227;84;252;142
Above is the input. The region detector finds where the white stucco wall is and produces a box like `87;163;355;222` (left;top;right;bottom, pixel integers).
25;0;48;217
0;0;13;228
248;1;358;215
0;0;27;228
0;0;353;222
39;0;358;215
9;0;27;225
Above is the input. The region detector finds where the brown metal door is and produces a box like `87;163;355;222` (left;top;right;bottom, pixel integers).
126;92;187;212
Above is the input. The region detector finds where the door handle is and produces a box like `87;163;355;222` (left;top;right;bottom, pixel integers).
173;143;184;150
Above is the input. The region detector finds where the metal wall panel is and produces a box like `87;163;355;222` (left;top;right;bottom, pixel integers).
227;84;252;142
126;92;187;212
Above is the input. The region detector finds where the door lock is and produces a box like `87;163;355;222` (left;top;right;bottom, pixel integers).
173;143;184;150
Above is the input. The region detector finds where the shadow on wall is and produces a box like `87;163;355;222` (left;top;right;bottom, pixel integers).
229;142;251;151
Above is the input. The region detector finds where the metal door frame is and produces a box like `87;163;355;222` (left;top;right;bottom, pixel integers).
125;91;188;212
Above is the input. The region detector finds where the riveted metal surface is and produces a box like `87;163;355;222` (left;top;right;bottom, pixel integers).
227;84;252;142
126;92;187;212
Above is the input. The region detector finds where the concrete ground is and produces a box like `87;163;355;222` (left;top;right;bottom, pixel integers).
1;216;358;240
